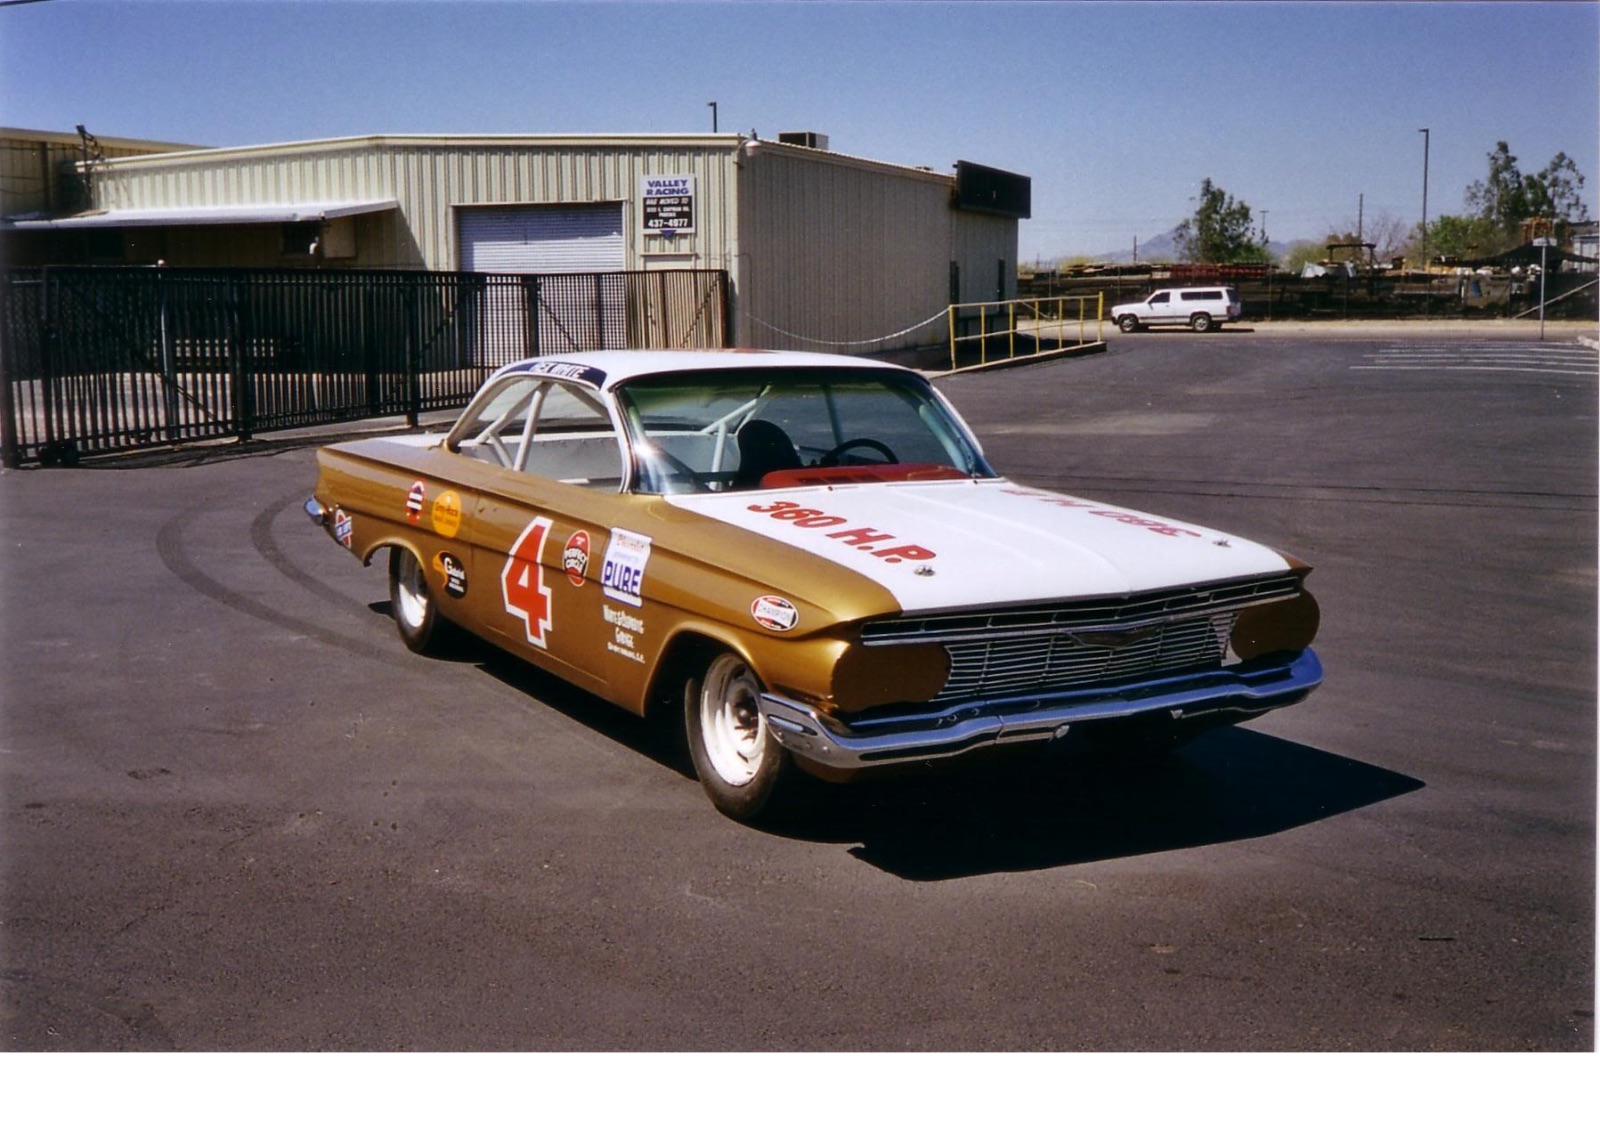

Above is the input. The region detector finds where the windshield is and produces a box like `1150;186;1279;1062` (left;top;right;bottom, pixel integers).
614;367;992;495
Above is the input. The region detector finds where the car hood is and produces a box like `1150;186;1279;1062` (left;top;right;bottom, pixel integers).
664;478;1294;614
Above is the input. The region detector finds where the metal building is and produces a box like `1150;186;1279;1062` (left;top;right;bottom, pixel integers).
2;131;1029;354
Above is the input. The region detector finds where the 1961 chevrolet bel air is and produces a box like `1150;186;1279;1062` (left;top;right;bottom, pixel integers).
307;350;1321;820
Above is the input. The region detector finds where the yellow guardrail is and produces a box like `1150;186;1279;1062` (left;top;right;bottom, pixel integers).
947;294;1104;371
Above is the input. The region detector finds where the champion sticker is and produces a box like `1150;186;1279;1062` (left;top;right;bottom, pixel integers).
332;508;353;549
601;528;652;608
563;530;591;587
405;480;426;524
751;595;799;632
431;490;462;538
432;551;468;598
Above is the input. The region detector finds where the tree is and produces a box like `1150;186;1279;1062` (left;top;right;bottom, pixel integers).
1174;178;1265;263
1527;152;1590;225
1282;240;1326;274
1463;142;1591;247
1418;214;1501;261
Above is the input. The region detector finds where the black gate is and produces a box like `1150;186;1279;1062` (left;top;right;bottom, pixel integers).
0;266;730;466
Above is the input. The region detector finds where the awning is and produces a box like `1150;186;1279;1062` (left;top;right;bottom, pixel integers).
3;200;399;229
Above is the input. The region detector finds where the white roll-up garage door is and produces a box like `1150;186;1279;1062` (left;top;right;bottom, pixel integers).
459;204;625;273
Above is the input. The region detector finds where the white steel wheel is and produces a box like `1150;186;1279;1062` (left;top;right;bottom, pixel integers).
388;546;439;653
1190;311;1214;332
685;652;792;820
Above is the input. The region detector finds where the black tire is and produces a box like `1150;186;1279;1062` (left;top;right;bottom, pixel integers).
683;651;796;821
1190;312;1214;332
388;546;442;654
1116;314;1140;333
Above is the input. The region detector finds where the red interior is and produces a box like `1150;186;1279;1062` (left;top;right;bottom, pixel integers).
759;463;968;489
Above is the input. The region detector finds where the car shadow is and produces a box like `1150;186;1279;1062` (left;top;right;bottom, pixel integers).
373;604;697;773
378;614;1420;879
769;729;1421;880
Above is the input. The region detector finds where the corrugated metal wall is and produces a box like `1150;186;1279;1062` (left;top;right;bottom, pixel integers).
90;136;742;272
81;134;1020;353
1;128;196;216
736;144;1014;353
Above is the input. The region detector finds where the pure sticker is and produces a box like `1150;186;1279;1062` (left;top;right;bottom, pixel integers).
601;529;652;608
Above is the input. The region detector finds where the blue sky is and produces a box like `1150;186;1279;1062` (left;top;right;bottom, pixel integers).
2;0;1596;261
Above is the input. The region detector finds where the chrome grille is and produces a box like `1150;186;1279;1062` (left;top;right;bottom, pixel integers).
858;572;1302;703
940;613;1237;700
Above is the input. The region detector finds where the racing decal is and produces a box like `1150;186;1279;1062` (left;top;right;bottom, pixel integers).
405;480;426;524
751;595;800;632
601;528;652;608
525;360;607;384
502;517;554;647
431;490;463;539
603;604;646;664
999;487;1202;539
432;551;468;599
746;500;936;565
563;530;591;587
665;480;1292;614
332;508;354;549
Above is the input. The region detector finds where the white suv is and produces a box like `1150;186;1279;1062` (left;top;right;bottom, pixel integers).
1111;286;1242;333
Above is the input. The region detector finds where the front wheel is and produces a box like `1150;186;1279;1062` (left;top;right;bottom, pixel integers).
1189;312;1214;332
1116;314;1140;333
684;652;795;820
388;546;442;653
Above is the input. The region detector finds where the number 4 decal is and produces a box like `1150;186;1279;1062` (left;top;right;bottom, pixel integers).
502;517;554;647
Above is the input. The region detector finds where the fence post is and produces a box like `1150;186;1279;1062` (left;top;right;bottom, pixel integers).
522;275;540;357
0;271;20;468
364;279;381;416
230;277;254;443
405;284;421;427
39;266;58;450
158;268;180;443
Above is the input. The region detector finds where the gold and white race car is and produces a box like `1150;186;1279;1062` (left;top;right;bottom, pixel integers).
307;350;1321;820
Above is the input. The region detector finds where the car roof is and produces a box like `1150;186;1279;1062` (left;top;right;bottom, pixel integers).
488;349;915;393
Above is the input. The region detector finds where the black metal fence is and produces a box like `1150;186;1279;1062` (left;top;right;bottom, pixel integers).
0;266;730;466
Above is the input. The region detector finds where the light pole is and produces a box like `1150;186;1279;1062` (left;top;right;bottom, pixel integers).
708;102;718;133
1418;127;1430;314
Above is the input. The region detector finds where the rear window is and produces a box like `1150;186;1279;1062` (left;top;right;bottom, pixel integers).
1181;290;1223;301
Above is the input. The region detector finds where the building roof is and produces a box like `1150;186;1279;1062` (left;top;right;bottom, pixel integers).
3;199;399;229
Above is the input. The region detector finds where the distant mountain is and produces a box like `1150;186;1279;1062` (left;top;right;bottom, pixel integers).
1073;226;1291;265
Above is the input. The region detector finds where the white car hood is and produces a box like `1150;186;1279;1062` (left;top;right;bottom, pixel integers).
665;478;1293;614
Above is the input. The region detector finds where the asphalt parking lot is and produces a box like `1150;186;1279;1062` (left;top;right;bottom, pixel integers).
2;324;1594;1060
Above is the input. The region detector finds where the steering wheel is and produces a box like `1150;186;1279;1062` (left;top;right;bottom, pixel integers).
816;438;898;467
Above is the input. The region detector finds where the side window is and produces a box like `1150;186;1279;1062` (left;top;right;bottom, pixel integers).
451;377;624;488
1149;291;1171;304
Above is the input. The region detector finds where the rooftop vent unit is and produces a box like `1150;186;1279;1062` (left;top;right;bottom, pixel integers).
778;131;829;150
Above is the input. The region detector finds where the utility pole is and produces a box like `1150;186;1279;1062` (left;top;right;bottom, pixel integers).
1419;128;1431;314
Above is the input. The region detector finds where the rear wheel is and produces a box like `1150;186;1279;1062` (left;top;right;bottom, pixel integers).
684;652;795;821
1190;312;1214;332
388;546;441;653
1116;314;1140;333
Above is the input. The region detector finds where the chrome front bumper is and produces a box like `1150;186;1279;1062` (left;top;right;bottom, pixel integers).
761;649;1322;775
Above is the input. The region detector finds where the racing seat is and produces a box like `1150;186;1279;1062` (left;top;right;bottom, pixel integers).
733;419;802;488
